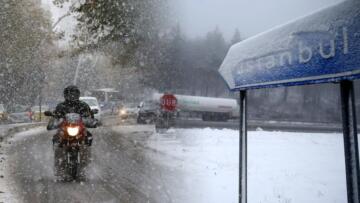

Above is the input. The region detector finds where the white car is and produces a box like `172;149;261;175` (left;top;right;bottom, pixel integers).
80;97;102;121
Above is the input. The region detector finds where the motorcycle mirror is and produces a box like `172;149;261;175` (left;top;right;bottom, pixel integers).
91;109;99;115
44;111;53;117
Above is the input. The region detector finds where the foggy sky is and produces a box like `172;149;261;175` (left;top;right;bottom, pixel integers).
42;0;345;44
175;0;344;40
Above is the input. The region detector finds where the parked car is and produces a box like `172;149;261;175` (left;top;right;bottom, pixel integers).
7;104;31;123
80;97;102;122
0;104;8;121
31;105;49;122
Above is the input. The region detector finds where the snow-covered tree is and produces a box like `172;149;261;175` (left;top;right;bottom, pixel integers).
0;0;54;107
54;0;170;66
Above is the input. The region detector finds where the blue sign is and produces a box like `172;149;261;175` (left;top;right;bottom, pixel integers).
219;1;360;91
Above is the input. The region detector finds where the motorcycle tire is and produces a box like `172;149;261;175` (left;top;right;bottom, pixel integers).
68;151;79;180
54;146;66;179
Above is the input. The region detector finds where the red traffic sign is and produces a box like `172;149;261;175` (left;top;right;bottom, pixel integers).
161;94;177;111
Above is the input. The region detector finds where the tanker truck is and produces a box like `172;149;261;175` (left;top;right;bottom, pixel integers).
149;93;239;122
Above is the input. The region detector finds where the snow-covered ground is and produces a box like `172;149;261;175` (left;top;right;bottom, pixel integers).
0;127;46;203
1;124;347;203
146;128;346;203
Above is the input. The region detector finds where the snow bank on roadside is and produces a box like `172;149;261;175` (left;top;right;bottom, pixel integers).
147;128;346;203
112;124;155;135
8;127;47;142
0;151;20;203
0;126;46;203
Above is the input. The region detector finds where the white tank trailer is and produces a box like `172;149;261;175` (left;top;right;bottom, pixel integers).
153;93;239;121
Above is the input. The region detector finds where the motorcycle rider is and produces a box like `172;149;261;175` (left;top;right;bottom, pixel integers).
48;85;96;146
47;85;97;179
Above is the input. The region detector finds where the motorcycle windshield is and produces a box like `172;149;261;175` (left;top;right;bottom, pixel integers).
65;113;81;124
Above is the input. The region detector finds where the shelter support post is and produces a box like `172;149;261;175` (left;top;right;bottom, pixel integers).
340;80;360;203
239;90;247;203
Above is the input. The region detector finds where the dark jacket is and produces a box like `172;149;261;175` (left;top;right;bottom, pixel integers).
47;100;97;130
54;100;93;119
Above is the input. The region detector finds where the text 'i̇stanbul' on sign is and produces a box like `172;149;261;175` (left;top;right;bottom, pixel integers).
219;0;360;91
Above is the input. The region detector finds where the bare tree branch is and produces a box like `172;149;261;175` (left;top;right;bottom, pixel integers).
52;0;79;30
52;12;71;30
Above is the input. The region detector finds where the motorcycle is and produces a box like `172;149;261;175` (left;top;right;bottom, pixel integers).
45;110;98;181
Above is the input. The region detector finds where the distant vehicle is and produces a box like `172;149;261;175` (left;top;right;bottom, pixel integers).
31;105;50;122
137;100;159;124
80;97;102;122
119;104;138;119
7;105;31;123
9;104;28;113
152;93;239;122
100;101;122;116
0;104;8;121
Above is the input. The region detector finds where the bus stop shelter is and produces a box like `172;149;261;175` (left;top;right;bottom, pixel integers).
219;1;360;202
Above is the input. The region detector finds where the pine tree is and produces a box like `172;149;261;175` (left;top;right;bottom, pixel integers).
205;26;227;69
230;28;242;45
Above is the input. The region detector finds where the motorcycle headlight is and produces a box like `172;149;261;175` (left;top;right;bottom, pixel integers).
67;126;80;137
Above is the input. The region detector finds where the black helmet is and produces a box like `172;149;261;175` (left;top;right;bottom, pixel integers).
64;85;80;102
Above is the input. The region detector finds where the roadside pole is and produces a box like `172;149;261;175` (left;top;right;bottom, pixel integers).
218;2;360;202
39;88;42;122
340;80;360;203
239;90;247;203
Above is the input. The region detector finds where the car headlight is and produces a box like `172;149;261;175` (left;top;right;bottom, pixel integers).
120;109;127;115
67;126;80;136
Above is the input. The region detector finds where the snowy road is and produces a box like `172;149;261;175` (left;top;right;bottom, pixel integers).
0;122;348;203
2;126;181;203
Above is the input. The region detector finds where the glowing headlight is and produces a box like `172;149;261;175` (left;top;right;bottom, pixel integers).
120;109;127;115
67;126;80;136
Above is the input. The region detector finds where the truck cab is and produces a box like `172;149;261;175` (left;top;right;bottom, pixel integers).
137;100;159;124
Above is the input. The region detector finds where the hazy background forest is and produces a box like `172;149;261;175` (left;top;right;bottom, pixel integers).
0;0;357;123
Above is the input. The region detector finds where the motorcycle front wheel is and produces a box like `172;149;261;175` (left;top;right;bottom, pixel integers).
68;150;79;180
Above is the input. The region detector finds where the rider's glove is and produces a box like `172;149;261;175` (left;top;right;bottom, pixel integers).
47;118;64;130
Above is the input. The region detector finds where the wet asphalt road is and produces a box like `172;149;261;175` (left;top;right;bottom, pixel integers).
4;124;184;203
